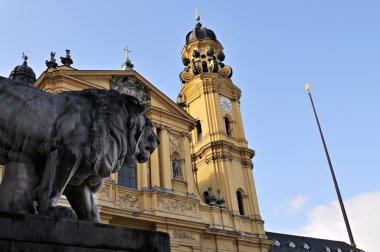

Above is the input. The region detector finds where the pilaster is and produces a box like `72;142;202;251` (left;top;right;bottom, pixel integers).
158;128;172;189
150;126;161;188
183;134;195;194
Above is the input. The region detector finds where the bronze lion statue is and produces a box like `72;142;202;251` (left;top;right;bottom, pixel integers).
0;76;159;222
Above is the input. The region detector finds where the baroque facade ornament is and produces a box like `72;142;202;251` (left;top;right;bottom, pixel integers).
172;159;182;178
205;152;233;164
119;193;139;209
172;230;196;240
60;49;73;66
179;47;233;84
45;52;58;69
110;76;150;104
157;196;196;215
98;184;111;200
169;133;183;154
241;159;254;169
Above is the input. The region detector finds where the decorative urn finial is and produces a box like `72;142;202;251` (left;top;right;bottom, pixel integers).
60;49;73;66
46;52;58;69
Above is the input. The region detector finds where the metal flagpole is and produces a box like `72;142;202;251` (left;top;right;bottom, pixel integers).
304;83;357;252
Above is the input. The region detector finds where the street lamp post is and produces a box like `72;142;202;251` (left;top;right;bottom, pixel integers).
304;83;357;252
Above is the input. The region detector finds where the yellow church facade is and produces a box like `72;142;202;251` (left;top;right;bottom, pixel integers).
0;17;272;252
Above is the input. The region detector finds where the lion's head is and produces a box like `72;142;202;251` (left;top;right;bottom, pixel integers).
134;114;159;163
123;112;159;166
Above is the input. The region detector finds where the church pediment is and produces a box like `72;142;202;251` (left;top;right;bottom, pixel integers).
34;69;195;132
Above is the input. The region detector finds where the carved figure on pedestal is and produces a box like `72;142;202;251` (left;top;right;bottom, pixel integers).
203;187;216;206
172;159;181;178
0;76;159;222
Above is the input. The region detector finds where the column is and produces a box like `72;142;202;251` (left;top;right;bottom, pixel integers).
149;126;161;188
138;162;149;189
183;134;195;194
158;128;172;189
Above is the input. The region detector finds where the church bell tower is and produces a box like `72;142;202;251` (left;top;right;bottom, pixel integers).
178;14;265;232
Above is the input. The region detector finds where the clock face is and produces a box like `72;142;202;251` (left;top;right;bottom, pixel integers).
220;96;232;112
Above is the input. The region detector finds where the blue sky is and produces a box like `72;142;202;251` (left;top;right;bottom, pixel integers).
0;1;379;250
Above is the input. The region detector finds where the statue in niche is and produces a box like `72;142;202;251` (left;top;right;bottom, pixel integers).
172;159;181;178
0;76;159;223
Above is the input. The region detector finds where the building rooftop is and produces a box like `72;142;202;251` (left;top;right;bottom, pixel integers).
266;232;364;252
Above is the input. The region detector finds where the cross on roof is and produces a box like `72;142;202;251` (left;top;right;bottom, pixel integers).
124;46;131;60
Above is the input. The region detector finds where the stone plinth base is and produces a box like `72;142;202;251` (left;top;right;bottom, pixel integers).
0;211;170;252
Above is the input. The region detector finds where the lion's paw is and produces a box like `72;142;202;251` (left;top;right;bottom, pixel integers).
48;206;78;221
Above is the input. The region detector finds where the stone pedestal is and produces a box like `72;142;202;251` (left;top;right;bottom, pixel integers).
0;211;170;252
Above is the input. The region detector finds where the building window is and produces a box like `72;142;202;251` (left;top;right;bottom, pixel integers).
303;243;311;250
224;116;231;136
273;240;282;247
172;159;182;178
118;164;137;189
236;191;245;215
287;241;297;249
196;120;202;142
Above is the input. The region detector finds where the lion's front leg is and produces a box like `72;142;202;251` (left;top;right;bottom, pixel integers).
64;183;100;223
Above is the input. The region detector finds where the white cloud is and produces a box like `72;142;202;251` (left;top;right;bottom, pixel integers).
297;191;380;252
278;194;308;215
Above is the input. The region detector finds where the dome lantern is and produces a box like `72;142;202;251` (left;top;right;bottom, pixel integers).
9;52;36;85
185;12;217;45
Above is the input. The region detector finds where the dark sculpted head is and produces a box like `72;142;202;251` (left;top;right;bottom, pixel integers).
119;95;159;166
124;112;159;166
73;89;159;174
134;114;159;163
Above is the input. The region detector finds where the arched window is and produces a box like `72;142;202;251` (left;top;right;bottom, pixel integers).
225;117;231;136
196;120;202;142
236;191;245;215
118;164;137;189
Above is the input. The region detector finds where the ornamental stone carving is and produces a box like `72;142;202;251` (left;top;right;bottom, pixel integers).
172;230;196;241
98;184;111;200
179;47;233;84
157;196;196;215
169;134;183;154
119;193;139;209
241;159;254;169
110;76;150;104
205;152;232;164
